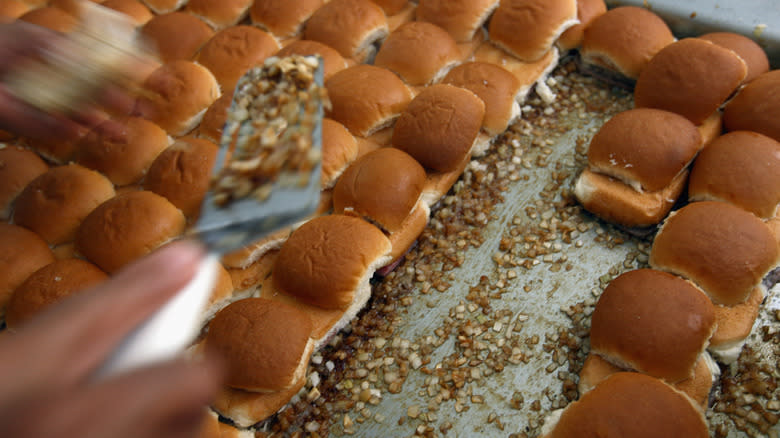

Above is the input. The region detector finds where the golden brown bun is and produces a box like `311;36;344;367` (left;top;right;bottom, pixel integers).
416;0;499;43
304;0;389;63
139;12;214;63
0;224;55;316
100;0;153;26
649;201;779;306
5;258;107;328
196;93;231;144
13;164;115;245
140;0;186;14
19;7;77;33
699;32;769;84
574;168;687;228
710;285;764;348
556;0;606;51
472;40;560;101
321;118;358;188
0;145;48;220
392;84;485;172
723;70;780;143
543;373;708;438
143;136;218;220
580;6;674;80
333;147;426;233
276;40;347;81
374;21;460;86
205;298;313;392
590;269;716;383
587;108;701;192
272;215;392;310
634;38;747;125
325;65;412;137
133;60;221;136
689;131;780;219
75;116;169;186
250;0;324;38
488;0;577;62
442;61;522;135
186;0;251;30
24;121;93;164
0;0;31;22
195;26;279;93
75;190;186;273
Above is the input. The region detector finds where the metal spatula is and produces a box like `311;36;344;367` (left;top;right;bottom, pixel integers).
96;56;326;378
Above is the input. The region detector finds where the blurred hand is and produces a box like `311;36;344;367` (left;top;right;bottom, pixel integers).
0;242;223;438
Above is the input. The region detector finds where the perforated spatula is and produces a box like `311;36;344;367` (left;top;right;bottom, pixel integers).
96;56;326;378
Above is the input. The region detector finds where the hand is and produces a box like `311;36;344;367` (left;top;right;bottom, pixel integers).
0;242;224;438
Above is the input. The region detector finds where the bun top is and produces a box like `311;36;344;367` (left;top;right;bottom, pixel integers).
488;0;577;62
321;118;358;188
699;32;769;84
195;25;279;93
325;65;412;137
197;93;231;144
723;70;780;143
75;190;186;273
304;0;389;63
186;0;252;30
140;12;214;63
649;201;779;306
273;215;392;310
689;131;780;219
0;224;55;315
581;6;674;80
206;298;313;392
634;38;747;125
374;21;460;86
556;0;606;51
333;147;426;232
19;7;77;33
544;372;708;438
590;269;716;383
587;108;701;192
13;163;115;246
276;40;348;81
0;145;48;220
442;61;522;135
100;0;154;26
416;0;499;43
5;258;107;328
392;84;485;172
250;0;324;37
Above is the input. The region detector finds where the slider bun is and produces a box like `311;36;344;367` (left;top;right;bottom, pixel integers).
75;190;186;273
373;0;408;15
140;12;214;63
649;201;779;306
25;122;93;165
5;258;107;328
304;0;389;63
140;0;187;14
699;32;769;83
325;65;412;137
133;60;221;136
590;269;716;383
392;84;485;172
276;40;348;81
0;145;48;220
273;215;392;310
143;136;218;220
196;93;231;144
321;118;358;189
442;61;523;135
186;0;252;30
0;0;31;22
75;116;170;186
374;21;460;86
542;373;708;438
19;7;77;33
250;0;324;38
100;0;154;26
688;131;780;219
0;224;55;315
13;164;115;245
488;0;577;62
580;6;674;80
195;25;279;93
634;38;747;125
723;70;780;143
416;0;499;43
587;108;701;192
710;285;764;351
205;298;313;392
333;147;426;232
556;0;606;51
